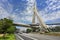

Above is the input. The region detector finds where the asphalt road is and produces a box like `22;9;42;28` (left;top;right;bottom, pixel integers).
23;33;60;40
15;33;36;40
15;33;60;40
18;33;33;40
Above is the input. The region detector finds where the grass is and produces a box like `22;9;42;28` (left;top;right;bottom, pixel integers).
44;32;60;36
0;34;15;40
31;32;60;36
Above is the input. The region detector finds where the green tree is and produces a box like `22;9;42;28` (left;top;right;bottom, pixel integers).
26;28;32;33
7;26;16;33
2;18;13;33
0;19;4;33
0;18;16;38
54;26;60;32
31;27;40;32
50;26;60;32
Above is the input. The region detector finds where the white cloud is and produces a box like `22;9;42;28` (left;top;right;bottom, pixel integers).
25;16;32;22
0;1;13;19
39;0;60;22
1;0;8;2
21;0;60;23
0;0;60;24
0;0;34;24
39;10;60;22
18;0;34;23
0;6;10;19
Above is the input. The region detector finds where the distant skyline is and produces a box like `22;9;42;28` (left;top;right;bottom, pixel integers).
0;0;60;24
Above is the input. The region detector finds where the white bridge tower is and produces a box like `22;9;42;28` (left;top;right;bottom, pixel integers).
32;0;49;32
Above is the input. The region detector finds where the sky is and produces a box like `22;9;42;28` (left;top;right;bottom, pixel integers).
0;0;60;24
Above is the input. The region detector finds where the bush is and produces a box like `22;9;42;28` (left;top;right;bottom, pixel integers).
50;26;60;32
26;28;32;33
7;26;16;33
0;18;16;34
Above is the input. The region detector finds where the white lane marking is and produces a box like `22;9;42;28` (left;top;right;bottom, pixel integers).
18;33;38;40
15;34;24;40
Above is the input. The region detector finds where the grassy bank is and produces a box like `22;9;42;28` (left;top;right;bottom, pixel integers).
0;34;15;40
44;32;60;36
30;32;60;36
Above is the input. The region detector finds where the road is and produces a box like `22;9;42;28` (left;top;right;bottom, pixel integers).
23;33;60;40
15;33;37;40
15;33;60;40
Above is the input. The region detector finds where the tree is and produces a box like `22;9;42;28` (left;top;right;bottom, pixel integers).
50;26;60;32
0;19;4;33
26;28;32;33
2;18;13;33
0;18;16;38
54;26;60;32
31;27;40;32
7;26;16;33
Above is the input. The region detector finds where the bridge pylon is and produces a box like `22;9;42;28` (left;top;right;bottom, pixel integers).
32;0;49;33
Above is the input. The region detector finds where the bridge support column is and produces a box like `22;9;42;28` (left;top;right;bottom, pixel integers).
32;13;35;24
32;0;49;33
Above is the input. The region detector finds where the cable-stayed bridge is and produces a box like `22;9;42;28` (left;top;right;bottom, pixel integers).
13;23;60;27
14;0;60;40
14;0;60;32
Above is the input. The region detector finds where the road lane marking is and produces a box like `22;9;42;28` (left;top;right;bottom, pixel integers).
15;34;24;40
18;33;38;40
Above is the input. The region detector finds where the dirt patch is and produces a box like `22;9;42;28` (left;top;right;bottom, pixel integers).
0;34;3;37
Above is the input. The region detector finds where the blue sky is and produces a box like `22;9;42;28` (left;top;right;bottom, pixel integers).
0;0;60;24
